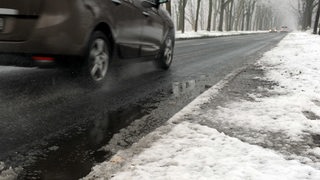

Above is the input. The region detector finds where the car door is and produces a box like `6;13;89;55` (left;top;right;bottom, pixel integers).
136;0;165;57
107;0;144;58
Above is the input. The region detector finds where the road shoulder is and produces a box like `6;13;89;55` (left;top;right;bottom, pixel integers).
83;32;320;179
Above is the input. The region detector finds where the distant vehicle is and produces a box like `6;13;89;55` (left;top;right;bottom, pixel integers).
280;26;289;33
269;28;278;33
0;0;174;86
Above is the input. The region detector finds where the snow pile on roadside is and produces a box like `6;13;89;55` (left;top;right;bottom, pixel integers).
211;32;320;141
0;162;19;180
176;30;268;39
111;122;320;180
261;32;320;99
84;121;320;180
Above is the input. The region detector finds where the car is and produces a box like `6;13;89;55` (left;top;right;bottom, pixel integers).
280;26;289;33
0;0;175;86
269;28;277;33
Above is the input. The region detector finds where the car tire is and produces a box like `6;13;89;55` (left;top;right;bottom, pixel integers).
154;31;174;70
81;31;110;87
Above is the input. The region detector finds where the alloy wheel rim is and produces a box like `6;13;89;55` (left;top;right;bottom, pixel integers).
164;38;173;65
89;39;109;82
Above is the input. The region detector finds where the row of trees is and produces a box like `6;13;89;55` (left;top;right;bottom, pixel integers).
292;0;320;34
165;0;282;33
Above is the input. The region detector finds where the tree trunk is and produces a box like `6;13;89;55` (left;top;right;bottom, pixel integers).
218;0;225;31
245;1;252;30
178;0;188;33
301;0;315;30
213;0;219;30
207;0;213;31
166;1;171;15
241;8;245;31
314;0;320;34
195;0;201;32
228;0;234;31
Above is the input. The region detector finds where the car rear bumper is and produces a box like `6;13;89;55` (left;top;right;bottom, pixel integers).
0;0;91;57
0;53;71;68
0;34;84;56
0;54;34;67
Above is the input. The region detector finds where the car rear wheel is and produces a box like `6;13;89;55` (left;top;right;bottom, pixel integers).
82;31;110;87
155;32;174;70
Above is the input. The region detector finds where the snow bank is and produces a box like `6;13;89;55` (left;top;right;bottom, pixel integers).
176;30;268;39
111;122;320;180
211;32;320;141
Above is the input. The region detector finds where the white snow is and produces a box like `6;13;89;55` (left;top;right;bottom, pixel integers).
0;162;19;180
176;30;268;39
111;122;320;180
211;95;320;141
83;32;320;180
308;148;320;158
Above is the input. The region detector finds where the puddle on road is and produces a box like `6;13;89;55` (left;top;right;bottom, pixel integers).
20;105;152;180
17;75;214;180
172;75;210;97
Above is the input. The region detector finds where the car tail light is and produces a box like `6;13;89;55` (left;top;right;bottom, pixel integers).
32;56;55;62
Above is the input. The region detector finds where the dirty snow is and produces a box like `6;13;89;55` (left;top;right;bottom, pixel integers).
0;162;19;180
83;32;320;180
210;32;320;141
108;122;319;180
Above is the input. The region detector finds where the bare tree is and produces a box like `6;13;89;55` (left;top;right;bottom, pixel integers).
166;0;172;15
195;0;201;32
234;0;245;31
171;0;282;33
185;0;196;30
293;0;317;30
177;0;188;33
245;0;256;30
226;0;235;31
213;0;220;30
314;0;320;34
218;0;234;31
207;0;213;31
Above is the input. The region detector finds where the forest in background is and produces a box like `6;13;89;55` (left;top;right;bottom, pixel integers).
164;0;320;34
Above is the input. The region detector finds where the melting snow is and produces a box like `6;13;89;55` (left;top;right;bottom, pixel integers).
83;32;320;179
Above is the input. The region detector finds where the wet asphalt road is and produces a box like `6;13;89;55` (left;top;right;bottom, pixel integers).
0;33;287;179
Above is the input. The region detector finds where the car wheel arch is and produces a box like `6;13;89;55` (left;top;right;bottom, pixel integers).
161;28;175;47
92;23;115;58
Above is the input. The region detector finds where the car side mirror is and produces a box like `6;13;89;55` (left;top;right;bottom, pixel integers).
158;0;169;4
141;0;157;8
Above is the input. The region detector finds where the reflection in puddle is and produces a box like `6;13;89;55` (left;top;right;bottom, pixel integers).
21;104;154;180
172;77;209;98
90;114;110;145
172;80;196;97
